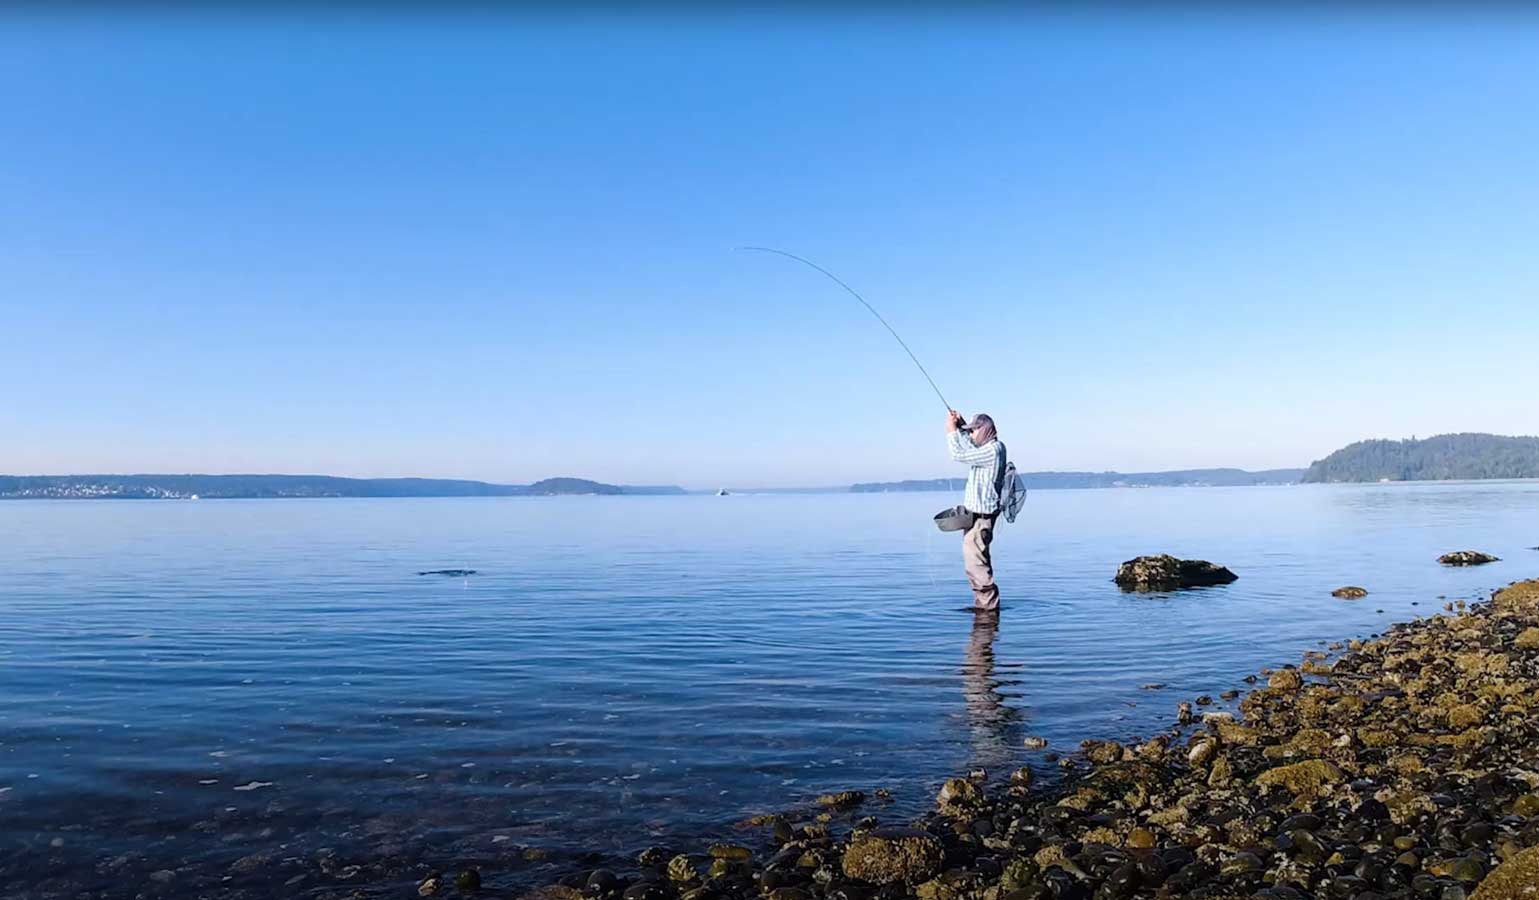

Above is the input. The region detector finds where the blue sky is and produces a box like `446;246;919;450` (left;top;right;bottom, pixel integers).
3;10;1536;488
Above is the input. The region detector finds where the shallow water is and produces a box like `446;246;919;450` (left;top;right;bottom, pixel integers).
1;483;1535;897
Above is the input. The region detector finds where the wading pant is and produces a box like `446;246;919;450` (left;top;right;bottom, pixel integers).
962;513;999;610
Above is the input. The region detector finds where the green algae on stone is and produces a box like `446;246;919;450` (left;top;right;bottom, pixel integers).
841;827;944;885
1254;759;1345;797
1082;740;1126;765
667;855;699;883
1269;668;1303;691
999;857;1039;893
1448;704;1485;729
935;778;984;816
521;887;584;900
1471;843;1539;898
708;844;753;861
915;869;987;900
1495;580;1539;611
1214;722;1260;746
1280;728;1332;756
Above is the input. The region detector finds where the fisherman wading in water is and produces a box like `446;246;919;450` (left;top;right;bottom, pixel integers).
946;410;1007;612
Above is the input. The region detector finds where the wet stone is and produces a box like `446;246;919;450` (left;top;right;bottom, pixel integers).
1512;794;1539;818
1471;845;1539;899
585;870;621;899
667;856;698;883
1447;858;1483;883
936;779;985;815
637;847;669;867
842;828;945;885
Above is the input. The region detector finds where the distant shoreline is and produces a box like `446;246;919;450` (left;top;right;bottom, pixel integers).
4;474;1535;501
0;474;686;501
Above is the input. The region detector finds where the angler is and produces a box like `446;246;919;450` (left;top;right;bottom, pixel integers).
944;410;1011;612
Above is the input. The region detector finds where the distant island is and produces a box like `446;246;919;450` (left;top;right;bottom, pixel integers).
0;474;686;500
1301;433;1539;483
9;433;1536;500
852;467;1306;493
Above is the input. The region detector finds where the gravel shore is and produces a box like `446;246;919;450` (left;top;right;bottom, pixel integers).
516;578;1539;900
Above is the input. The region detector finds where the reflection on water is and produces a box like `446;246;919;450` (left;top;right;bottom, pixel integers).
0;482;1534;898
961;612;1022;773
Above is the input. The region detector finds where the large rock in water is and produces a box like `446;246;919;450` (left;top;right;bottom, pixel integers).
1439;550;1500;566
1114;554;1237;591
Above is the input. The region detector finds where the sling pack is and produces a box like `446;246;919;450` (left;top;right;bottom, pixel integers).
996;457;1026;524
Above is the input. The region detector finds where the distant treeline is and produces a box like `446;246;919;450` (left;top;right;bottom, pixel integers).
1302;434;1539;483
852;468;1306;493
0;474;686;500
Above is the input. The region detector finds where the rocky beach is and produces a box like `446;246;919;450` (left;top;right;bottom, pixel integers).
511;578;1539;900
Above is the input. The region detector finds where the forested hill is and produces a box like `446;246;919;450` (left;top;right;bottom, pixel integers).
0;474;686;500
1301;434;1539;483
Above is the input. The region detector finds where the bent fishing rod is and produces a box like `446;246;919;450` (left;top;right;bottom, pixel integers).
735;246;959;417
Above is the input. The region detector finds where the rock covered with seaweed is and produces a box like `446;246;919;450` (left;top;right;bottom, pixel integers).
1114;555;1239;591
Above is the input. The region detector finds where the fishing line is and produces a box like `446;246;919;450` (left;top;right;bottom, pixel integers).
735;246;954;413
738;246;965;600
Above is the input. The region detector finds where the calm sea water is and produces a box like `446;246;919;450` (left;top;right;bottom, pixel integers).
1;483;1536;898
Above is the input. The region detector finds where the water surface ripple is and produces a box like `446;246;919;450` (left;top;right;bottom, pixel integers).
1;483;1535;897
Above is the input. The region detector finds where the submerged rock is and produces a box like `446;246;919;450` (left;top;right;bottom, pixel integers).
1332;586;1369;599
1114;554;1238;591
1439;551;1499;566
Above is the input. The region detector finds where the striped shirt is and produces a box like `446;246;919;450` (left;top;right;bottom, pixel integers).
948;431;1007;515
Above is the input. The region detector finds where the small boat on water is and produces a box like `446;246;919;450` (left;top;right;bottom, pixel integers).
716;489;730;496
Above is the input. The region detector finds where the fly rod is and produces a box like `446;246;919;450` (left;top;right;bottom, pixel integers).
736;246;955;414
